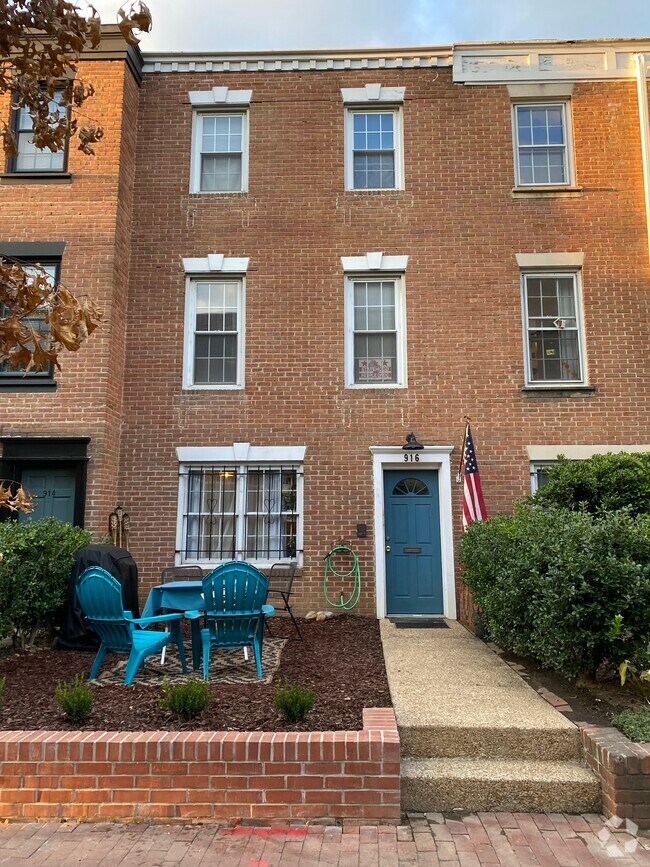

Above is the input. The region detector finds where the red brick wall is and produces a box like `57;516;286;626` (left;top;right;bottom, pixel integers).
119;67;649;620
0;55;140;537
581;726;650;830
2;57;648;622
0;709;399;822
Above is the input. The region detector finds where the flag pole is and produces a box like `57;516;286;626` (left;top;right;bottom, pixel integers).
456;416;470;483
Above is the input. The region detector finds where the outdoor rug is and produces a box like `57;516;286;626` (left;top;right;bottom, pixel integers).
91;638;287;686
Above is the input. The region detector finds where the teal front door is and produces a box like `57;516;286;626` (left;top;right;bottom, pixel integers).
18;466;76;524
384;469;443;615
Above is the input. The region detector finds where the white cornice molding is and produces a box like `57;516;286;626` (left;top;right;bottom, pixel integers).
189;86;252;106
341;84;405;104
341;252;409;272
177;444;306;463
183;255;249;274
143;40;650;80
454;43;650;84
143;48;452;74
516;252;584;269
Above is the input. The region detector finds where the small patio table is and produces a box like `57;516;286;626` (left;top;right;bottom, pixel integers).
142;580;205;670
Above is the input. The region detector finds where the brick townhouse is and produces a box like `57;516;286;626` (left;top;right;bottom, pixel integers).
0;28;649;624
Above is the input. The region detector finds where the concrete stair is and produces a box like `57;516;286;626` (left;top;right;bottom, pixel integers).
401;723;583;761
402;757;601;814
379;619;602;814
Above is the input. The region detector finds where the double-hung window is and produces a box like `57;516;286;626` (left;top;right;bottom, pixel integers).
178;462;302;565
191;111;248;193
9;88;68;174
349;110;399;189
183;276;244;389
345;109;403;190
530;462;557;493
522;272;585;386
344;274;407;387
0;260;59;385
513;102;573;187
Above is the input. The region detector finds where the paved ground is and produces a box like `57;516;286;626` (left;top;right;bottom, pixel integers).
0;813;648;865
379;620;577;743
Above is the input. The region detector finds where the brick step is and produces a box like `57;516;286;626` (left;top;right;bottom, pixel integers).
400;723;583;761
401;757;601;814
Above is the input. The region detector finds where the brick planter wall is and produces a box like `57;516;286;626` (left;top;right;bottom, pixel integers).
581;726;650;829
0;709;399;823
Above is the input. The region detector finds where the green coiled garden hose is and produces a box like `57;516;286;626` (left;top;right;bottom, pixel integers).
323;544;361;610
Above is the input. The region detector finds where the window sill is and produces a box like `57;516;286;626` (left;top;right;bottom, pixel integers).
181;385;244;393
0;172;72;185
344;188;405;195
0;379;57;392
512;185;583;199
521;384;596;397
189;190;248;197
179;560;301;570
345;383;407;391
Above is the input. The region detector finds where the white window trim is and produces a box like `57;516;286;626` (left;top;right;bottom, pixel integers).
530;461;557;493
175;444;305;569
190;109;250;194
189;87;252;107
182;274;246;390
511;99;576;188
183;255;249;274
520;269;587;388
526;444;650;461
340;84;406;104
344;106;404;191
344;272;408;389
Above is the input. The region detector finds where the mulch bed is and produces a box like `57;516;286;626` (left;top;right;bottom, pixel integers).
496;647;645;728
0;615;391;732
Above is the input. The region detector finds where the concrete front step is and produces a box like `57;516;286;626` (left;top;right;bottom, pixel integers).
402;756;602;814
401;723;583;761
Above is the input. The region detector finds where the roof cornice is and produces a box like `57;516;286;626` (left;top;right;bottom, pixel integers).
454;38;650;84
141;38;650;83
142;46;452;74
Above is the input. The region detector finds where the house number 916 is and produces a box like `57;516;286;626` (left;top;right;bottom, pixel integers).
403;453;420;462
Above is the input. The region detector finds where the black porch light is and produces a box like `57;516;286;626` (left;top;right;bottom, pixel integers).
402;432;424;451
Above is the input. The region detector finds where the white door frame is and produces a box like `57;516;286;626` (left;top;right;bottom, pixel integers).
370;445;457;620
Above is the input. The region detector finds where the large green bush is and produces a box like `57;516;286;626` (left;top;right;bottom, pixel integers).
532;452;650;516
459;505;650;680
0;518;90;648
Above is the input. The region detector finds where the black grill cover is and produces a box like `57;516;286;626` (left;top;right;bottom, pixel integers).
55;544;140;650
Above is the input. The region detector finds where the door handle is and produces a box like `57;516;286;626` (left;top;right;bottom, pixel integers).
385;545;391;552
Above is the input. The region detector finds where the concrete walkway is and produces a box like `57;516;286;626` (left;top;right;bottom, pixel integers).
1;814;648;865
380;620;600;813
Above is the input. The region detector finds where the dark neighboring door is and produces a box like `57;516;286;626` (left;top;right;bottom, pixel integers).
384;469;443;615
19;466;77;524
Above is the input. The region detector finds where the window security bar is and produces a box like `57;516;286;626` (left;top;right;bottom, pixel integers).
178;464;302;563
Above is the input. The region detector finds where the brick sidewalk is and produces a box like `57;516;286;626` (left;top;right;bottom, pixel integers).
0;812;648;865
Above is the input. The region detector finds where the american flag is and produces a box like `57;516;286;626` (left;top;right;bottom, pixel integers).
461;423;487;529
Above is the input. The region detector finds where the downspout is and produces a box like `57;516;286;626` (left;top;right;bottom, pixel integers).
634;53;650;261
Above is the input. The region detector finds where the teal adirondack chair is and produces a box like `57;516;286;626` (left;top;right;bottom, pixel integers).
77;566;188;685
185;561;274;680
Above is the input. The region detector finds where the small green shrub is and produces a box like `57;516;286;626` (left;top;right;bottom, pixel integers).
273;681;315;723
460;505;650;680
160;679;210;720
532;452;650;516
0;675;5;709
54;675;93;724
611;709;650;743
0;517;91;648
